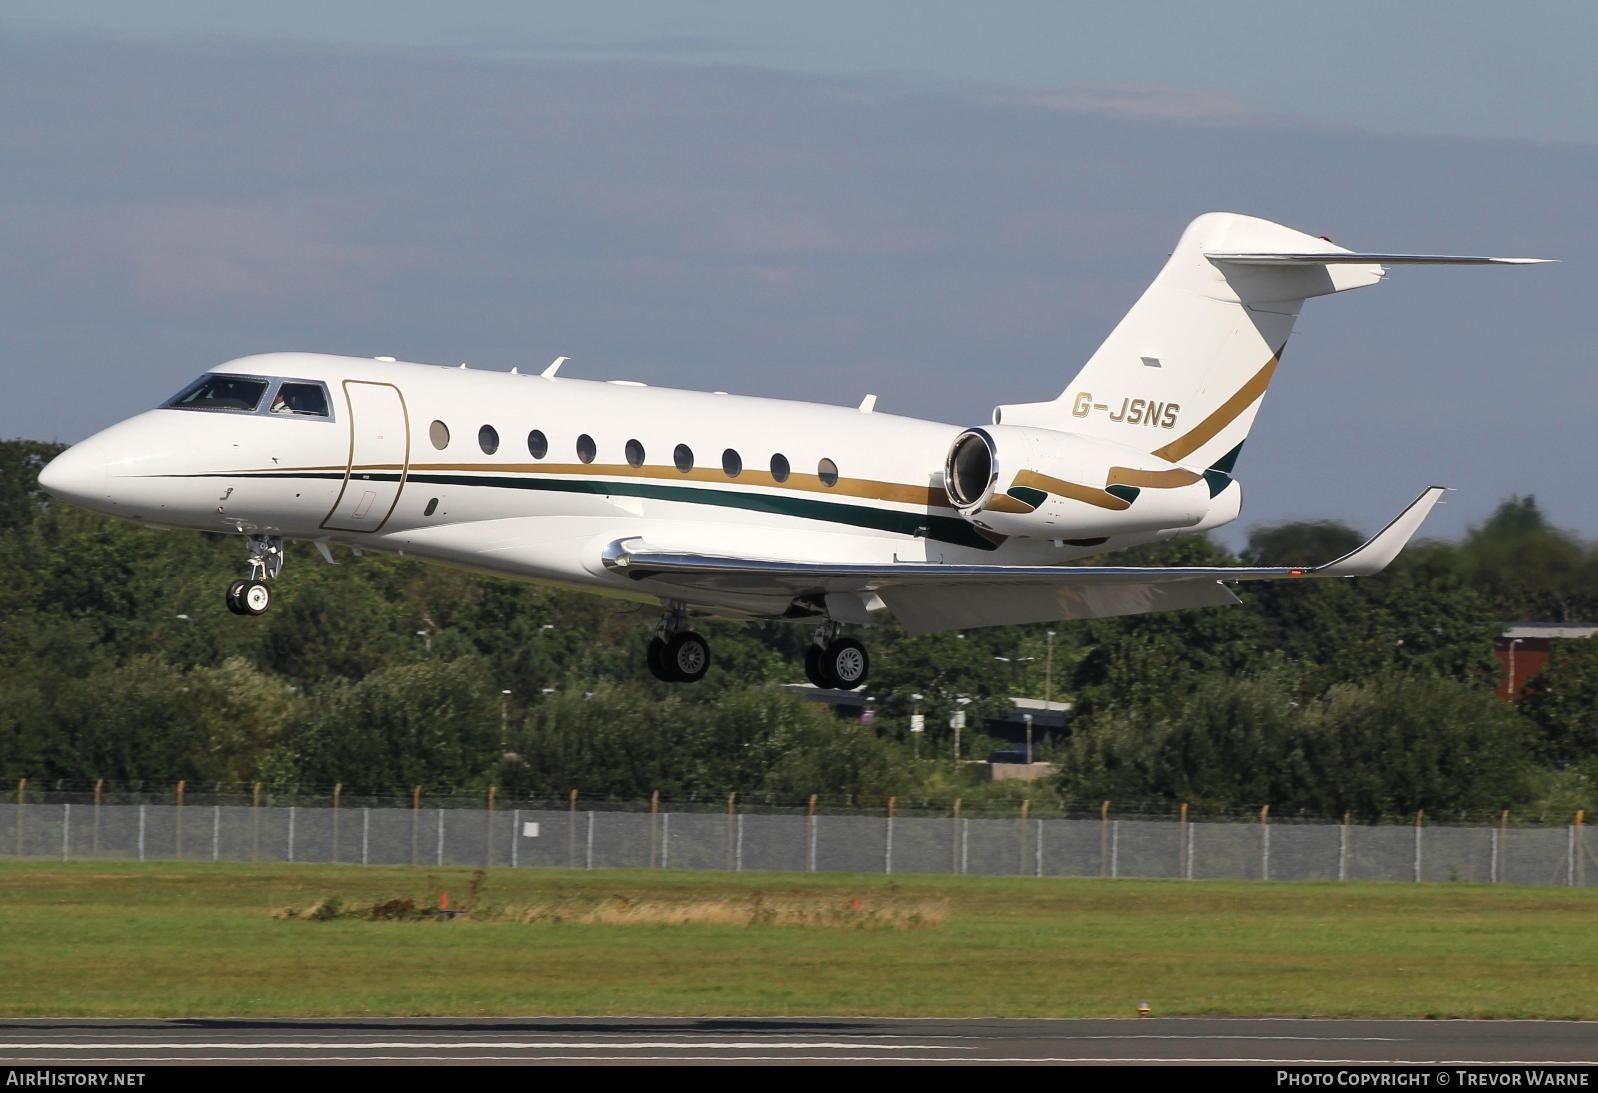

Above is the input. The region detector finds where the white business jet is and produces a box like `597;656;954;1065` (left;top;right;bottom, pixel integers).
37;213;1547;690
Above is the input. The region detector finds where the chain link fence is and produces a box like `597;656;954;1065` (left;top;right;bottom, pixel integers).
1;801;1591;887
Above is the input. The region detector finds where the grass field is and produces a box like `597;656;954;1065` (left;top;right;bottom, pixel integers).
1;861;1594;1019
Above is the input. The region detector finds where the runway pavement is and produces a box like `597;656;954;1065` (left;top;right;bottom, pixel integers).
2;1017;1596;1065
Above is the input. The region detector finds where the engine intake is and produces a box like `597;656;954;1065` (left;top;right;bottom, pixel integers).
941;425;1215;538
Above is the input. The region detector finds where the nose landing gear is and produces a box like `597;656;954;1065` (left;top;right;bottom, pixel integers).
225;534;284;617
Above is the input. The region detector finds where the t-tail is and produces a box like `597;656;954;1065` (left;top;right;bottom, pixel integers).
993;212;1550;480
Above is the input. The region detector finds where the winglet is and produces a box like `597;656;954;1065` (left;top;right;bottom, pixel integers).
541;356;569;378
1313;487;1447;577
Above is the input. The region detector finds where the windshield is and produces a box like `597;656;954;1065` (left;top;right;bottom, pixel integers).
165;374;270;413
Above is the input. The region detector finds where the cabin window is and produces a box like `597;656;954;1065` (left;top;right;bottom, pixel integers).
673;444;694;473
528;430;548;459
270;381;330;417
770;453;790;483
478;425;500;455
424;498;439;517
165;374;269;413
818;458;839;487
722;448;742;478
429;420;450;450
576;433;597;464
625;439;645;468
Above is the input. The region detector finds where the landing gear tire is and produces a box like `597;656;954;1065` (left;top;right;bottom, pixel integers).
225;580;248;616
240;580;272;616
804;644;837;689
646;636;674;683
663;631;710;683
821;638;869;691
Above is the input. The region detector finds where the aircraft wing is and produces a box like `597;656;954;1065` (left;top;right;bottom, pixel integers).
602;486;1446;633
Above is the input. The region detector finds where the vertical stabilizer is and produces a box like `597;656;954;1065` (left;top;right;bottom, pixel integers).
994;213;1385;473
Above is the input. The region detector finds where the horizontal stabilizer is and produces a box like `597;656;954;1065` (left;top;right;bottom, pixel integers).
1206;252;1552;266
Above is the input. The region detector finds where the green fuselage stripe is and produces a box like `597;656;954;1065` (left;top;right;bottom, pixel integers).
194;470;1001;551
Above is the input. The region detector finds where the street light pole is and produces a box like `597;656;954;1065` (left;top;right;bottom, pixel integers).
1507;637;1525;699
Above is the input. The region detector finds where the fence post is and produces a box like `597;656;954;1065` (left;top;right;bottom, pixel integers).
436;807;445;867
14;778;24;858
1018;799;1030;877
585;809;594;870
1577;811;1586;888
727;793;736;872
251;782;261;862
1178;802;1188;879
1416;808;1430;880
93;779;102;858
362;807;370;866
806;794;818;873
662;811;671;870
1111;818;1121;879
511;808;520;870
1339;811;1351;882
569;789;579;869
288;804;296;863
951;799;962;875
410;786;421;867
886;796;896;876
1035;817;1044;878
211;804;220;862
137;803;146;861
1259;805;1270;882
1099;800;1110;878
1498;810;1509;885
1568;812;1580;888
1186;815;1196;880
736;813;745;872
649;790;660;869
175;780;185;861
485;786;496;868
61;802;70;862
332;783;342;864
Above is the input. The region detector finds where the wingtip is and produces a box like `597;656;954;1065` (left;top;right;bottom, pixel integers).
1317;486;1446;577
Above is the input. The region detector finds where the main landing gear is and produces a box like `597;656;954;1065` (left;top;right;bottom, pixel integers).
803;620;871;691
225;534;283;617
643;608;872;691
646;604;711;683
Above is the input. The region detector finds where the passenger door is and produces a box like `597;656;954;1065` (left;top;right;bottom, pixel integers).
321;380;410;532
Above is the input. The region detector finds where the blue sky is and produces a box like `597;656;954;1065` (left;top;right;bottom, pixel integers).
2;5;1592;547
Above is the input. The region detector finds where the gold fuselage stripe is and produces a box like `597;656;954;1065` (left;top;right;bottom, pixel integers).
1106;466;1203;489
1011;469;1131;511
1151;355;1279;464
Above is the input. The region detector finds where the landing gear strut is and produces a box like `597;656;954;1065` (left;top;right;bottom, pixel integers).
803;620;871;691
225;534;283;617
646;602;711;683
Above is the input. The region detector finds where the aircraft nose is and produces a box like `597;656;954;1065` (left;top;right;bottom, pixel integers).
37;439;109;509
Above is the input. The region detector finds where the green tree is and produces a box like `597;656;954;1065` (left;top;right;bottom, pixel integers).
1518;639;1598;761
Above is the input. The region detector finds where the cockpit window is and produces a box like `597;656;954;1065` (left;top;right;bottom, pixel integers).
166;374;269;413
270;382;330;417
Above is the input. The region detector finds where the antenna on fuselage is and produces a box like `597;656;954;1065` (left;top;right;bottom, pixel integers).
541;356;569;378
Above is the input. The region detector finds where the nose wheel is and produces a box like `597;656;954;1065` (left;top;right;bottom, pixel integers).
225;534;284;617
225;579;272;616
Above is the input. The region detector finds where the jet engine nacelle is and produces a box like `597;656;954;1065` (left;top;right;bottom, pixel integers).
942;425;1214;538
